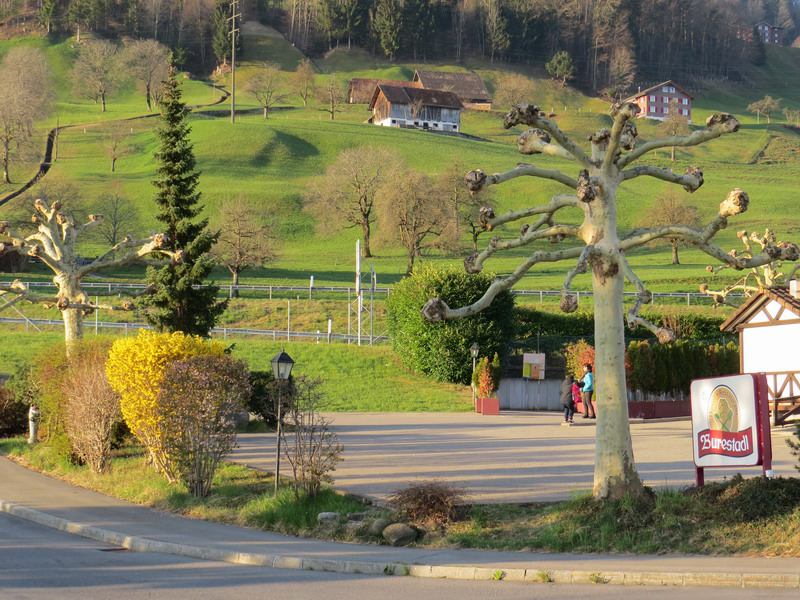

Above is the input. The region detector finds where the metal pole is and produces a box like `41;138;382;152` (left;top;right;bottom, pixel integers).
95;296;98;334
309;275;314;299
274;386;282;496
472;356;477;408
327;318;332;343
229;0;238;124
287;300;291;342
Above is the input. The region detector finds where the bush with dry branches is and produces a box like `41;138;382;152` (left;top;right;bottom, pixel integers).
62;340;120;473
281;377;343;499
388;480;468;525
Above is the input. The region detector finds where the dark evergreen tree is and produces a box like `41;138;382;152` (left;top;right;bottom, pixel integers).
211;0;241;67
138;62;227;337
749;25;767;66
373;0;402;60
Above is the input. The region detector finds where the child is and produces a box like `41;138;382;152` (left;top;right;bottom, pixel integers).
572;378;582;417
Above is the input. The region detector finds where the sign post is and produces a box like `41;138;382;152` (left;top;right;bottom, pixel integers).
690;373;773;486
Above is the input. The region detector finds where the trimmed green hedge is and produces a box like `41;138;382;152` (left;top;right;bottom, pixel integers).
387;266;515;384
627;340;739;395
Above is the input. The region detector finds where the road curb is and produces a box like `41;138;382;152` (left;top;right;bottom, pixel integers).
2;499;799;589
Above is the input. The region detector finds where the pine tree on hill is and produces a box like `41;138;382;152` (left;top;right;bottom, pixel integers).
137;61;227;337
749;26;767;66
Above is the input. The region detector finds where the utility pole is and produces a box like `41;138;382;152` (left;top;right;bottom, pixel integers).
228;0;240;124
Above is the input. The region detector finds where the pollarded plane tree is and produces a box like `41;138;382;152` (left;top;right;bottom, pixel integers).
422;102;800;500
700;228;800;307
0;199;180;344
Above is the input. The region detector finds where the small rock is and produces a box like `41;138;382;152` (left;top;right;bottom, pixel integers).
347;512;367;522
317;512;338;522
369;518;394;536
382;523;417;547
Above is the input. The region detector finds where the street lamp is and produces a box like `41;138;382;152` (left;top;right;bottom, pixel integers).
271;350;294;496
470;342;480;407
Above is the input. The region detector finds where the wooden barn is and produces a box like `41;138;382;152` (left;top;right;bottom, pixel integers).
412;70;491;110
347;78;420;104
368;84;463;132
624;80;693;123
720;281;800;425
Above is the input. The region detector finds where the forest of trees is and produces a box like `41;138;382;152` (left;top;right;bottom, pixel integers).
2;0;800;89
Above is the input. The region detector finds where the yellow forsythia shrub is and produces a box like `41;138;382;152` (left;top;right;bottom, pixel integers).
106;330;225;481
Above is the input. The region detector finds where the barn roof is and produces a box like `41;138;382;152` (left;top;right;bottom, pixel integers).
625;80;694;101
720;286;800;331
368;85;464;110
413;70;490;102
348;78;419;103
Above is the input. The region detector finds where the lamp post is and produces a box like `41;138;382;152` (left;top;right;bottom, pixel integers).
470;342;480;408
271;350;294;496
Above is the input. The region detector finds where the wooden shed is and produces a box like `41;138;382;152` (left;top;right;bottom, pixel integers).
368;84;463;132
720;282;800;425
412;70;491;110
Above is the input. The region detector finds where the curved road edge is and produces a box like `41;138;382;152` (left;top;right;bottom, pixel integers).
1;497;799;589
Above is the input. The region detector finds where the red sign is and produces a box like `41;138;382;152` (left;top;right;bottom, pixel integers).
697;427;753;458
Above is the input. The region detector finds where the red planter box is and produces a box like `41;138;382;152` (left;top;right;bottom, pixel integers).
627;400;690;419
480;397;499;415
475;397;483;413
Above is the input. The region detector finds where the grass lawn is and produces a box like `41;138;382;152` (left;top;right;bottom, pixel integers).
0;438;368;537
0;330;472;412
3;30;800;297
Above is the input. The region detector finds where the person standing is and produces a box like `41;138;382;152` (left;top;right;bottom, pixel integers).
560;375;575;423
580;363;595;419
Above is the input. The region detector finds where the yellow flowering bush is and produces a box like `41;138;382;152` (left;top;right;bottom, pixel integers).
106;330;225;481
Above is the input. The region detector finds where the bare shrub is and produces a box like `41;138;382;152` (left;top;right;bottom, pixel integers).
62;340;120;473
0;387;27;437
281;377;343;499
388;480;468;525
157;354;251;497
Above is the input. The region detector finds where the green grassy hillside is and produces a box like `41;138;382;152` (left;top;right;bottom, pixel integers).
2;29;800;296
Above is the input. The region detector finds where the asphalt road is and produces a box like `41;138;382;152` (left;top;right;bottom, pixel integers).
233;411;798;502
1;512;797;600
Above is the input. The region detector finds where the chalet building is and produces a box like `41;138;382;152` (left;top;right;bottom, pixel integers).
720;281;800;426
412;70;491;110
347;78;419;104
753;22;784;45
368;84;463;132
624;80;693;123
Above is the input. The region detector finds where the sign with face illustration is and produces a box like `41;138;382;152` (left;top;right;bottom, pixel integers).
691;374;770;470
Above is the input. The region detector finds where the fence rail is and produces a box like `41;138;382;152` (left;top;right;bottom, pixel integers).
1;280;746;304
0;317;390;344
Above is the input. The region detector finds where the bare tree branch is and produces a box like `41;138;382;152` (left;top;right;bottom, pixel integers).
621;165;704;192
617;113;740;169
503;104;592;168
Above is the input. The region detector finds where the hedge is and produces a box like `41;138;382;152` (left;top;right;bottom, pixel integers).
387;266;515;384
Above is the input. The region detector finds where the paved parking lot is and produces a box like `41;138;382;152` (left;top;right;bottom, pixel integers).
233;412;798;503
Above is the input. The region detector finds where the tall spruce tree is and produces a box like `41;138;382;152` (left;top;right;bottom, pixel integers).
138;62;227;336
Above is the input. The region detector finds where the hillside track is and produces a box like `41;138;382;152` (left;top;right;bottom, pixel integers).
0;82;231;208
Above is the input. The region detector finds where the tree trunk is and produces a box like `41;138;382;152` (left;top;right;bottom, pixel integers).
361;220;373;258
670;145;676;161
590;180;644;500
2;144;10;184
101;93;107;112
63;308;84;347
146;85;152;112
671;240;680;265
231;269;240;298
405;249;415;274
263;107;268;119
111;157;116;172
